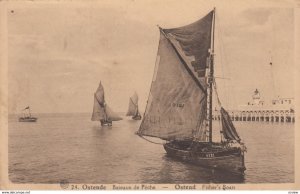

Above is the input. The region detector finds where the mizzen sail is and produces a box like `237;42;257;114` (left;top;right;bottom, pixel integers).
221;107;241;142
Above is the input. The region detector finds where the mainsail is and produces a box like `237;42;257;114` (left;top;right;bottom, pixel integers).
138;11;213;141
91;82;122;122
126;92;139;116
91;82;106;121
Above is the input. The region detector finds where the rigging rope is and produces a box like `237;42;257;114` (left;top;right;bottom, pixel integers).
216;12;232;107
137;133;165;145
213;79;224;142
213;78;222;107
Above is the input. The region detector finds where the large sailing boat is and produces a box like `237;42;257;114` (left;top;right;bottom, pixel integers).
136;8;246;175
126;92;142;120
19;106;37;122
91;81;122;126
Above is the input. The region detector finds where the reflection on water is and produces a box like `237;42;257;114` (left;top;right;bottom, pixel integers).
149;155;245;184
8;113;294;183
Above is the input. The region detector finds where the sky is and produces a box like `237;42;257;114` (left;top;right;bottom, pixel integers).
6;0;295;114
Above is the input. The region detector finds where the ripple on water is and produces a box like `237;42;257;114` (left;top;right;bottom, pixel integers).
9;114;294;183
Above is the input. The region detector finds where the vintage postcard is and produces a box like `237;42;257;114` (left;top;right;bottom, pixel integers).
0;0;299;191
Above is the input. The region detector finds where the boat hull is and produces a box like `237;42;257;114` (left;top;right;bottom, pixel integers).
19;117;38;122
163;142;246;175
132;115;142;120
100;120;112;126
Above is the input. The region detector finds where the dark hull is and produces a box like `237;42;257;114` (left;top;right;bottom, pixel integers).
132;115;142;120
100;120;112;126
19;117;38;122
164;142;246;175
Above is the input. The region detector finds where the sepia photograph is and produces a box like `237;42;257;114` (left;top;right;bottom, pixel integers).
0;0;299;190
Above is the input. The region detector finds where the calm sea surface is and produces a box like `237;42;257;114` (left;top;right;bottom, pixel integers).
8;113;294;183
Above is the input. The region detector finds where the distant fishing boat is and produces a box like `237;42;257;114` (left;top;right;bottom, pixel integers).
126;92;142;120
91;81;122;126
19;106;37;122
136;8;247;175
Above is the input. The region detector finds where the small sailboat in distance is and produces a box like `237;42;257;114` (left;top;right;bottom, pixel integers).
19;106;37;122
126;92;142;120
136;8;246;175
91;81;122;126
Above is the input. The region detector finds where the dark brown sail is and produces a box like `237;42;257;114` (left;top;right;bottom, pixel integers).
163;11;213;79
221;107;241;142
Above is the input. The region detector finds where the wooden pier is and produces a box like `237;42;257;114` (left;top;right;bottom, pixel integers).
213;89;295;123
213;109;295;123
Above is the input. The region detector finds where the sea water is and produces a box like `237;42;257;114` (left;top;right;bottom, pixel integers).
8;113;294;183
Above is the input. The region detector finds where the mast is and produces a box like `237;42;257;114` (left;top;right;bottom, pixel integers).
103;85;107;122
28;107;31;117
208;8;216;143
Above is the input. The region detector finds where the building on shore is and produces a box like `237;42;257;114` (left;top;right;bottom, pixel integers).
213;89;295;122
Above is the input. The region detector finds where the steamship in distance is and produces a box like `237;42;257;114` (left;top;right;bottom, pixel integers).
213;89;295;123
